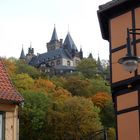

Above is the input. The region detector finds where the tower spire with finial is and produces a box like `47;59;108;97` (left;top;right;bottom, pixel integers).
50;24;58;42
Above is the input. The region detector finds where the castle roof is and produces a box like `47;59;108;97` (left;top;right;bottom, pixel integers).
0;60;24;104
63;32;77;51
50;27;58;42
19;47;26;59
29;48;72;67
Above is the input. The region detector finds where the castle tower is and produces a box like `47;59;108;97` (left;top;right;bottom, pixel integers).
79;48;83;59
47;26;63;52
19;45;26;60
26;42;34;63
63;32;77;57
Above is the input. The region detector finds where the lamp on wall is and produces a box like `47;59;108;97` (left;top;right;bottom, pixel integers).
118;28;140;73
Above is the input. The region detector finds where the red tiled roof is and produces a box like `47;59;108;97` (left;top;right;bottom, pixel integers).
0;60;24;104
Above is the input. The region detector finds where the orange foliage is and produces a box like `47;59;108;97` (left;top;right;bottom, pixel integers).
91;92;112;109
34;78;56;94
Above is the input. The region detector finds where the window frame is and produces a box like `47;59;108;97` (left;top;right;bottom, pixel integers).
0;112;5;140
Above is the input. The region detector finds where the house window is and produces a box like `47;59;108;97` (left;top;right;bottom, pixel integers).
0;113;4;140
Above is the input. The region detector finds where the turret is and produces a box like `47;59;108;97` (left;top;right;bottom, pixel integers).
26;42;35;63
19;45;26;60
47;26;62;52
63;32;77;57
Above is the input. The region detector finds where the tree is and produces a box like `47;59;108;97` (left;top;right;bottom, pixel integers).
12;73;34;92
47;96;102;140
34;78;56;94
3;57;17;77
107;127;116;140
91;92;115;128
19;91;52;140
76;58;98;79
100;101;115;128
16;60;41;79
90;79;111;95
63;75;92;97
91;92;112;108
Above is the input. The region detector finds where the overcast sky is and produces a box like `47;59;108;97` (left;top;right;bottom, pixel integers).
0;0;110;60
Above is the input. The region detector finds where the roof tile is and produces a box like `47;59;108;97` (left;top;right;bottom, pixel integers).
0;60;24;104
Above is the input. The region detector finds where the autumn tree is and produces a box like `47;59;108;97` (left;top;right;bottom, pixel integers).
47;96;102;140
90;79;111;95
34;78;56;94
76;58;98;79
12;73;34;92
63;75;92;97
19;91;52;140
91;92;115;128
91;92;112;108
16;60;41;79
2;57;17;77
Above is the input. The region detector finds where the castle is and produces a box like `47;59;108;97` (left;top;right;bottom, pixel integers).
19;27;83;75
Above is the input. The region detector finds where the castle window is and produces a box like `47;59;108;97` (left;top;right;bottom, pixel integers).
56;60;61;65
51;61;55;66
67;61;70;66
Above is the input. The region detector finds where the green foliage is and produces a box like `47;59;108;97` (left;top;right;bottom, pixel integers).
12;73;34;92
76;58;98;79
100;101;115;128
63;75;92;97
19;91;52;140
47;96;102;140
90;79;111;94
107;127;116;140
3;57;115;140
16;60;41;79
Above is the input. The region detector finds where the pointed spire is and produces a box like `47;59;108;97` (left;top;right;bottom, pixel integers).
97;53;101;64
50;25;58;42
19;45;26;59
30;41;32;48
64;32;77;50
97;53;103;73
88;53;93;59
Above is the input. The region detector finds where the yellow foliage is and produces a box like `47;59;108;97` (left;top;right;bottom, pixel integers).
53;87;71;101
3;58;17;77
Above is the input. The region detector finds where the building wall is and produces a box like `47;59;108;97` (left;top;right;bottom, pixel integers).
73;57;80;67
62;58;73;66
0;103;19;140
110;6;140;140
